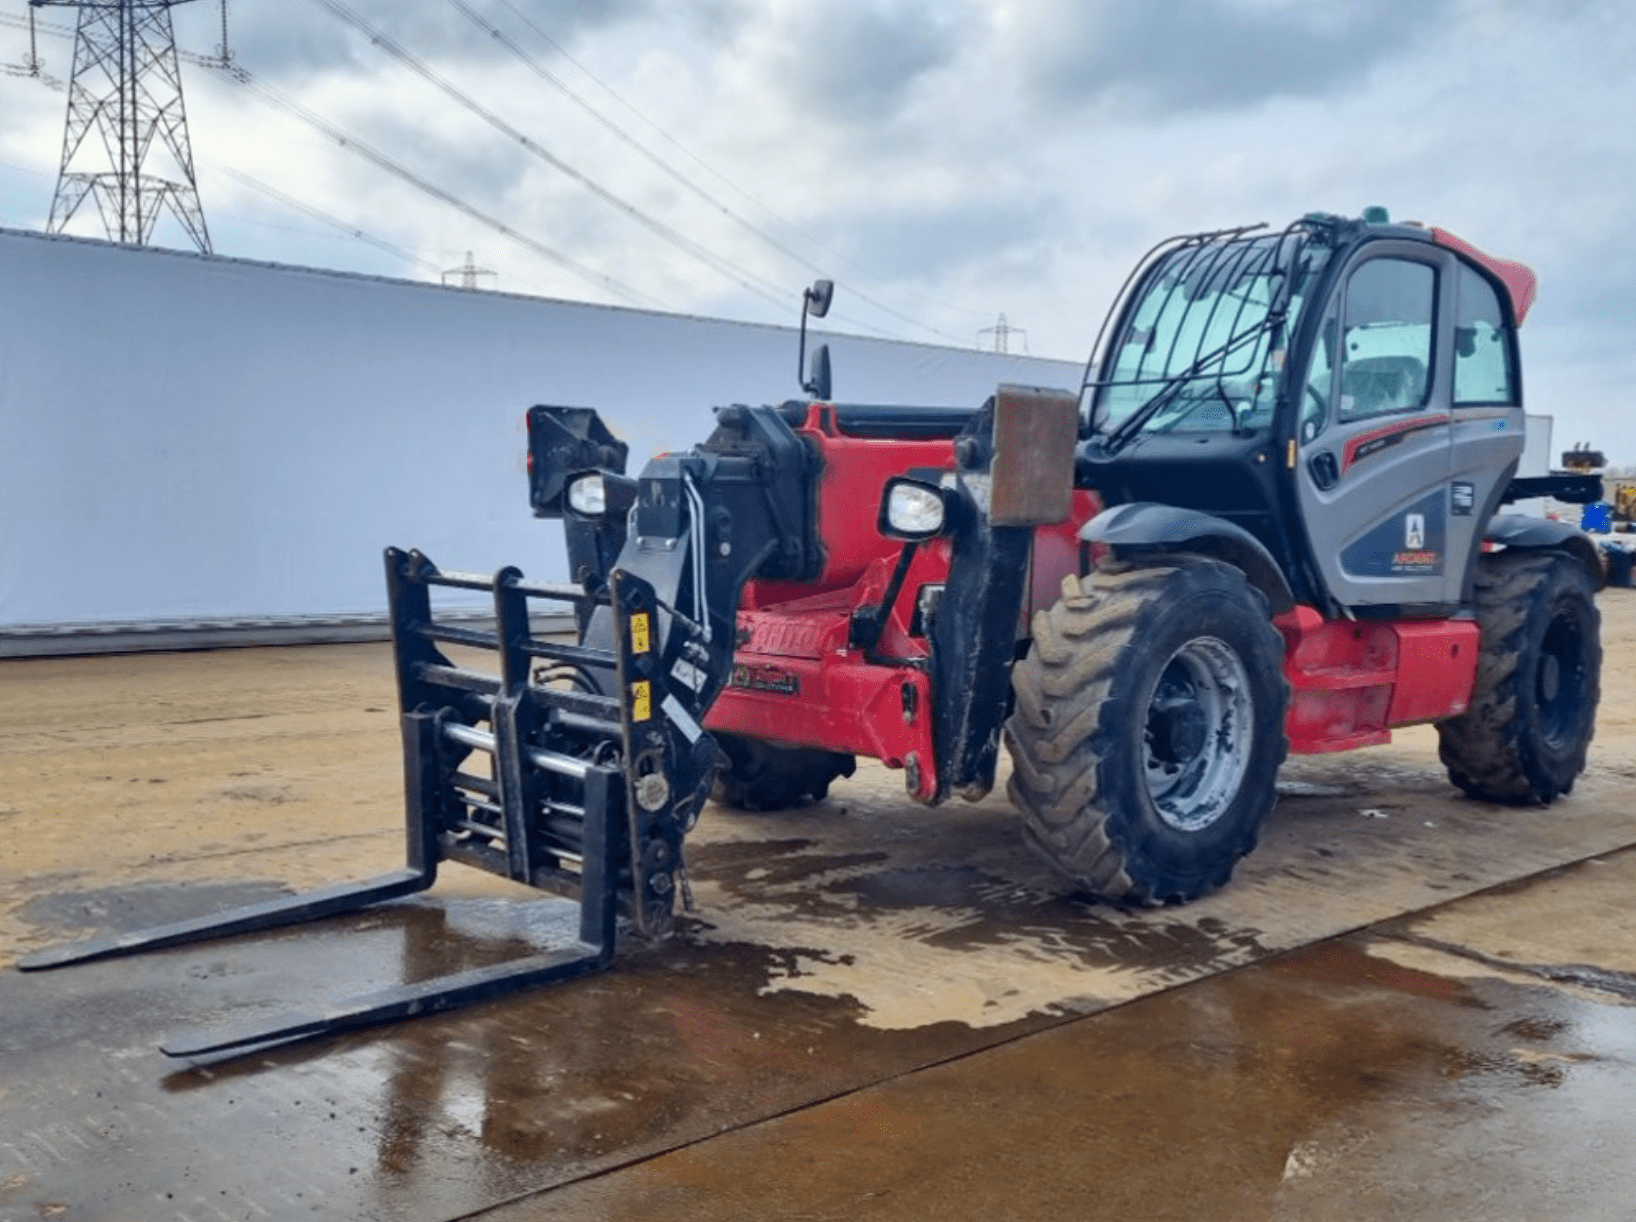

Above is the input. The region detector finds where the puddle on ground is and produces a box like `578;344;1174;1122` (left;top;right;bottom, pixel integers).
686;838;1268;1031
489;924;1636;1222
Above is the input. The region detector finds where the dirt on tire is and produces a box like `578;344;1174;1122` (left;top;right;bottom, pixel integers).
1005;560;1289;904
1438;549;1601;803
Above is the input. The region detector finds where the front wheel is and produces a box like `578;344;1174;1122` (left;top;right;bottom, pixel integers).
1438;550;1600;804
709;733;856;812
1005;560;1290;904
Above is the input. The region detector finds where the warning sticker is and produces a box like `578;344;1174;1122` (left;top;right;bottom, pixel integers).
662;692;703;743
631;680;652;721
630;612;651;654
730;663;800;695
670;657;706;692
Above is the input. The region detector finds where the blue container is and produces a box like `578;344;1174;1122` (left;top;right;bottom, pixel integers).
1582;502;1612;533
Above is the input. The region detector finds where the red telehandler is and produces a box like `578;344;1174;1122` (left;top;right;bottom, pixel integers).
22;209;1603;1055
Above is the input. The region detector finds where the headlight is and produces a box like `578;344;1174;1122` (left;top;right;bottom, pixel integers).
566;473;606;516
880;478;949;540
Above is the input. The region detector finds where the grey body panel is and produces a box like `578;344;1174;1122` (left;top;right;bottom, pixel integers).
1293;237;1525;610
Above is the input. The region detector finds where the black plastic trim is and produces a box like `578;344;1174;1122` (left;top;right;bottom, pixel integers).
1080;502;1297;614
1485;513;1605;588
832;404;980;439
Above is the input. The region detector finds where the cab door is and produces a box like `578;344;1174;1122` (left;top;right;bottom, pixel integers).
1443;259;1527;597
1293;241;1457;611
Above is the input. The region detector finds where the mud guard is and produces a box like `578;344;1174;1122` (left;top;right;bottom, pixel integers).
1080;502;1296;615
1484;513;1604;588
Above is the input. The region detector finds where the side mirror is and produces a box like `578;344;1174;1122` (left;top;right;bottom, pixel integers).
804;344;832;401
804;279;833;318
796;278;836;396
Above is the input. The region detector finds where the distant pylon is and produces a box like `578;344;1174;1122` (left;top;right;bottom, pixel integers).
978;312;1026;354
31;0;212;252
442;251;496;290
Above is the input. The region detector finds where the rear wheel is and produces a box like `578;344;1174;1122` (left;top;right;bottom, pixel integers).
1438;550;1600;804
1005;560;1289;904
709;732;856;811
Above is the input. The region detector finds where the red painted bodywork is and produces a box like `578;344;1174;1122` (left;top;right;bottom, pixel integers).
703;402;1096;800
1431;227;1538;326
705;405;1483;785
1275;606;1479;753
1341;413;1451;474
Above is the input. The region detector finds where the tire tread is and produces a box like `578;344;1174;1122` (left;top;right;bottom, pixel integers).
1006;558;1289;904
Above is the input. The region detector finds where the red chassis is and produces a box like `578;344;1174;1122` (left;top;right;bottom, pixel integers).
704;403;1481;794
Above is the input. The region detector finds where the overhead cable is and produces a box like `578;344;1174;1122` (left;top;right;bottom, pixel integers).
304;0;800;315
207;160;446;276
206;63;667;309
7;10;660;307
446;0;964;341
488;0;994;325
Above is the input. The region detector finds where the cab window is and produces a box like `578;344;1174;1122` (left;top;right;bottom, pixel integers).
1300;303;1339;442
1453;263;1517;405
1337;258;1436;422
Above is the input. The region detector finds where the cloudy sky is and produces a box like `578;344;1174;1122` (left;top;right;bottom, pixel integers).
2;0;1632;455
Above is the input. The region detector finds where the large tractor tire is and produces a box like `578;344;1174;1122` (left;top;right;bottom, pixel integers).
1005;559;1289;905
1438;549;1600;804
709;732;856;811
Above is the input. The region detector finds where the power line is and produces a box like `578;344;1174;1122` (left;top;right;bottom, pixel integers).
978;313;1027;354
8;8;662;306
303;0;799;316
3;22;470;283
5;6;992;338
445;0;966;342
207;62;668;309
441;250;495;290
208;160;445;276
487;0;995;324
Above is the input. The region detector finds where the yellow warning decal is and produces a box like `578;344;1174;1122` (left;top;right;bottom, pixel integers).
630;612;651;654
631;680;652;721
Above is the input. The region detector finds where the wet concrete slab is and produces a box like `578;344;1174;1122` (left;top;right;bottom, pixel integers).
481;850;1636;1222
0;883;1051;1221
2;617;1636;1220
5;816;1636;1221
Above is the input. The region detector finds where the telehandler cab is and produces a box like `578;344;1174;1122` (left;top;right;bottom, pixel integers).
23;209;1603;1055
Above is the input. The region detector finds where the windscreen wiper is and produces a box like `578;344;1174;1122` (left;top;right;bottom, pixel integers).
1092;307;1286;459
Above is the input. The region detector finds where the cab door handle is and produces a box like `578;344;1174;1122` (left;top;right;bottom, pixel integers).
1308;451;1339;490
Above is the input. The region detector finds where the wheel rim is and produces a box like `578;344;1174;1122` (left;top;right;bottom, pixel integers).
1143;636;1255;833
1536;604;1588;749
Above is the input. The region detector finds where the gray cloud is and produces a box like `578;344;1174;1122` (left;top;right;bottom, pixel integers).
746;2;962;126
7;0;1632;456
200;0;655;82
1008;0;1458;117
821;190;1064;282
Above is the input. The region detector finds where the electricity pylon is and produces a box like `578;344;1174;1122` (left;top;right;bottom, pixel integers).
441;251;496;290
979;312;1026;354
31;0;211;252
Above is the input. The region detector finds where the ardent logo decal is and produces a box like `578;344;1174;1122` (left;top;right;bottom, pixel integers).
1392;549;1440;572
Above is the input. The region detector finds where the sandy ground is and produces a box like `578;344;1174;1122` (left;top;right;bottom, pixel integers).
1;591;1634;1220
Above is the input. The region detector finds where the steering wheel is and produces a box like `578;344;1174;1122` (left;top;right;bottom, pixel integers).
1301;383;1327;443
